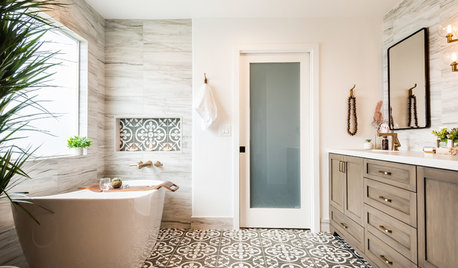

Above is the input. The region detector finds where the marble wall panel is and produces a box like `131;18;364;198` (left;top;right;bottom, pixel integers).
383;0;458;151
104;19;192;228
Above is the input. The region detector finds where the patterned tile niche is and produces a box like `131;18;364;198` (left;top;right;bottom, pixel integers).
118;118;181;152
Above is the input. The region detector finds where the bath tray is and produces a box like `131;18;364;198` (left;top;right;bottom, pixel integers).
79;181;179;192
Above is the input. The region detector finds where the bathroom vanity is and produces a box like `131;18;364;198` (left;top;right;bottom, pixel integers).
328;149;458;268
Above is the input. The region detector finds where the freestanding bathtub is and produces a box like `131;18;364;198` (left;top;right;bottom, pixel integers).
11;180;166;268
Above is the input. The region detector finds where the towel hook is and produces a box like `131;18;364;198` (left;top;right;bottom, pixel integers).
204;73;208;84
349;84;356;97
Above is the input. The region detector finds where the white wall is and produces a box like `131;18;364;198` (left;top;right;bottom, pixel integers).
192;17;384;229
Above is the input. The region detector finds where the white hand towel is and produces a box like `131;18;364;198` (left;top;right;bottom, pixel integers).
194;83;218;129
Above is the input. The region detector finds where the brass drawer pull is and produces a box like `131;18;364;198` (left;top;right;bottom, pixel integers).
340;222;348;229
378;170;392;176
378;196;392;203
380;255;393;265
338;161;346;173
379;225;393;234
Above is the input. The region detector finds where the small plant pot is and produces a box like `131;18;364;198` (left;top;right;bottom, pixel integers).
71;148;83;156
363;142;373;150
447;139;454;148
70;148;87;156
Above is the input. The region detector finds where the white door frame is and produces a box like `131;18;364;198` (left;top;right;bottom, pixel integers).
232;44;320;232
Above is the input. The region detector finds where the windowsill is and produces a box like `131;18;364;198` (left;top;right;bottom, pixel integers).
27;153;89;162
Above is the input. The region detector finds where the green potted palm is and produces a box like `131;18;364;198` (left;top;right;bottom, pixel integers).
67;136;92;155
0;0;63;223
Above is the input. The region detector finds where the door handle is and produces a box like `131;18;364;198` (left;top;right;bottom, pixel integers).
340;222;348;229
341;161;346;173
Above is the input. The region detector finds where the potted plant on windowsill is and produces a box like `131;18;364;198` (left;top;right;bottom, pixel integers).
67;136;92;156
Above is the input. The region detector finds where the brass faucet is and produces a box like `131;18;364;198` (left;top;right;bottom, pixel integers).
377;131;401;151
131;161;153;169
130;160;163;169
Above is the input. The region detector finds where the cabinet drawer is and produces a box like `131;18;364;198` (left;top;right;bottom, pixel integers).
364;205;417;263
365;230;416;268
364;179;416;227
364;159;416;191
330;206;364;252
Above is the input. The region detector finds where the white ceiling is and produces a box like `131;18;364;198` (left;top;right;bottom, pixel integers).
85;0;402;20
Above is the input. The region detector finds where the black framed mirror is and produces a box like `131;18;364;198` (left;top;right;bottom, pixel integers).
388;27;430;130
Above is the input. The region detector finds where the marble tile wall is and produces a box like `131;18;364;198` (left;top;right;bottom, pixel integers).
0;0;106;266
104;20;192;228
383;0;458;151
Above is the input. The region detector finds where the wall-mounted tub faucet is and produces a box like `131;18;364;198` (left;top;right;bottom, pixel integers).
130;160;163;169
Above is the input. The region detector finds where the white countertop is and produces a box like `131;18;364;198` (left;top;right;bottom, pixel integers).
327;149;458;171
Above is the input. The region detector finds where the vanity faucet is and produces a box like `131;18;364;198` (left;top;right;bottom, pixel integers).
377;131;401;151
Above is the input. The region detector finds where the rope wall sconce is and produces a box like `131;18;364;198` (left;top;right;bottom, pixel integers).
407;83;419;128
347;84;358;136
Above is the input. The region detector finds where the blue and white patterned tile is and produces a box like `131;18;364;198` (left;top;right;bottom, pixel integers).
144;229;372;268
119;118;182;152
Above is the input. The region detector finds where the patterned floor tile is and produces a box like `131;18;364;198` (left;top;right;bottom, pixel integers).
144;228;371;268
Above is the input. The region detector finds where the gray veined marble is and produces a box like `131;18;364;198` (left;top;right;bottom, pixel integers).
104;19;193;229
383;0;458;151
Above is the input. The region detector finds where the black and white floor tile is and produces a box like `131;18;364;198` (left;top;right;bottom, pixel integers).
143;229;371;268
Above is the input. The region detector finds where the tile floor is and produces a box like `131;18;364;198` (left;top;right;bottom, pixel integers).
143;229;371;268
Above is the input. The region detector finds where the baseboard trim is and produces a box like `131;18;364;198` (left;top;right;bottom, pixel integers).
191;217;234;230
321;219;330;232
161;221;191;229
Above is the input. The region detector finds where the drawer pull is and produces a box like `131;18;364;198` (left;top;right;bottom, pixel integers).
379;225;393;234
380;255;393;265
378;170;392;176
378;196;392;203
340;222;348;229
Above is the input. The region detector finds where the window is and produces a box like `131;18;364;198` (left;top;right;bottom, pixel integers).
15;26;83;157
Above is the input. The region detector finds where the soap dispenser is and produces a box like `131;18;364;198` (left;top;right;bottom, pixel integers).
382;136;389;150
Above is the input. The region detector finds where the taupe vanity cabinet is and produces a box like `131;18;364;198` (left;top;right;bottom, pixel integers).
329;155;364;251
329;152;458;268
417;167;458;268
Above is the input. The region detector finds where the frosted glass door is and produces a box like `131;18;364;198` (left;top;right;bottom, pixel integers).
250;63;301;208
239;52;310;229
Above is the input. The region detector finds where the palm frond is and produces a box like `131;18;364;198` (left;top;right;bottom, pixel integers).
0;0;67;224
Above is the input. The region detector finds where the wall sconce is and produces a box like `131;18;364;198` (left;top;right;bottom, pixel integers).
451;52;458;72
446;24;458;43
